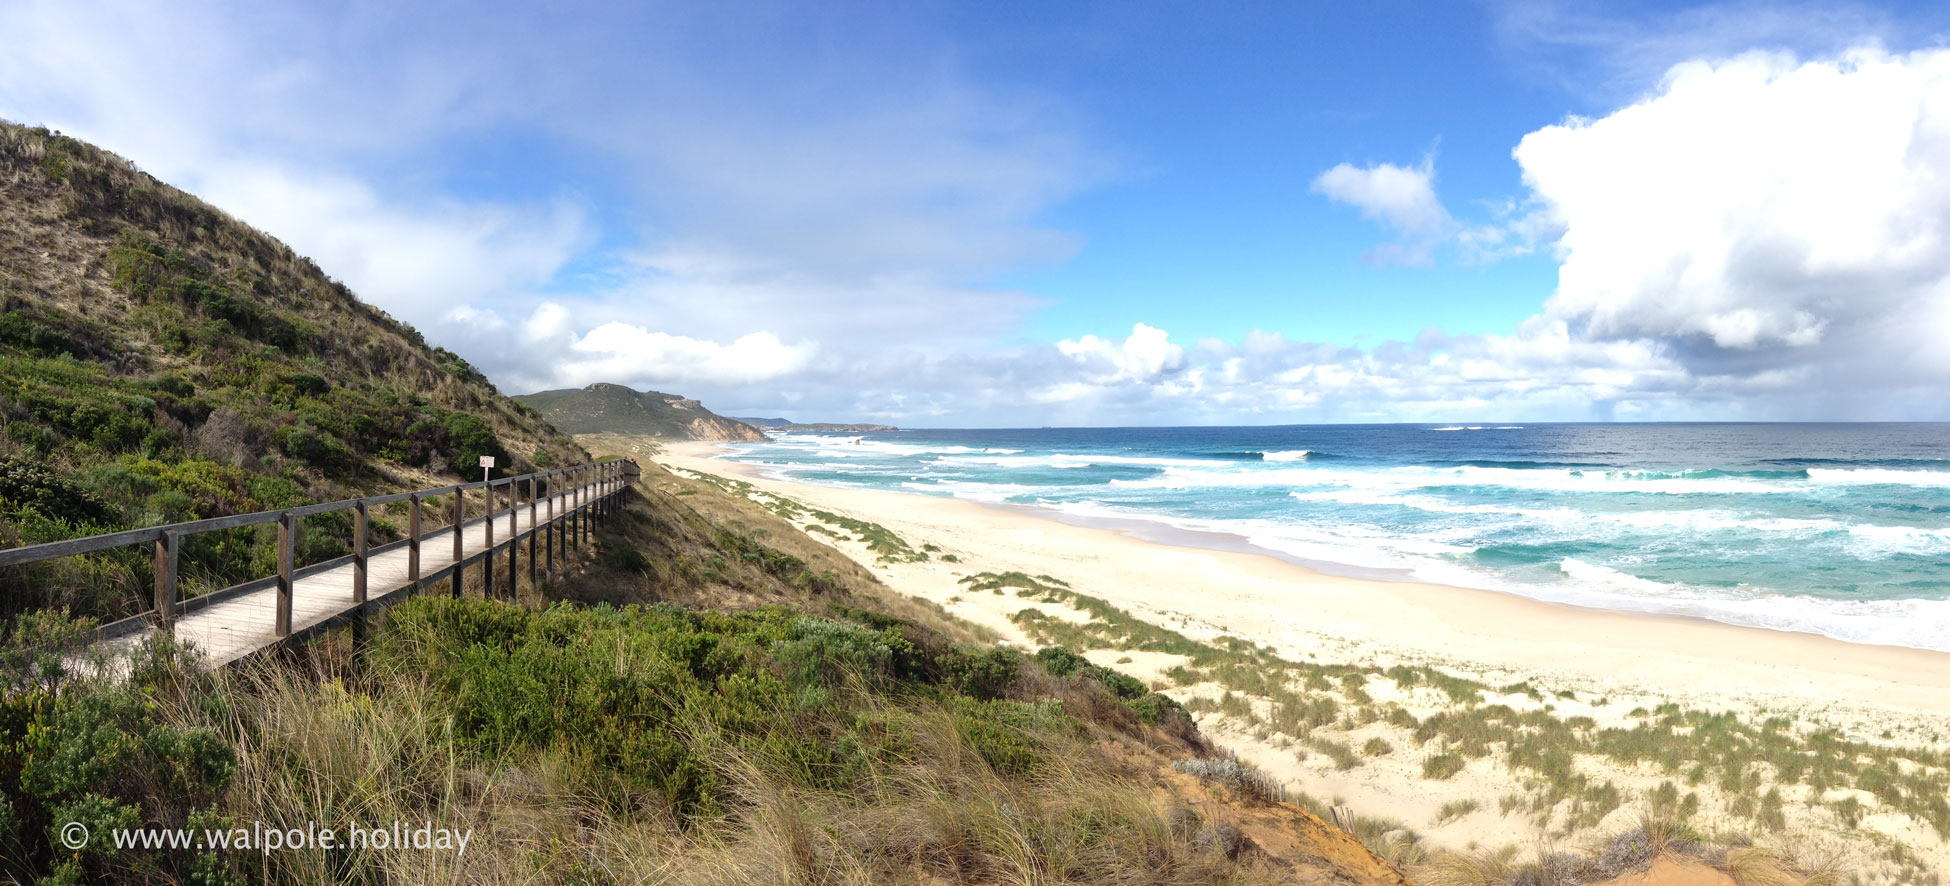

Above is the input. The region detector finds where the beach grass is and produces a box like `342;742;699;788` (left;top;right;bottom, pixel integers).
944;566;1950;880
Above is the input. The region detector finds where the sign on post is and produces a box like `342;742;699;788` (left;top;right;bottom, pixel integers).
480;455;495;482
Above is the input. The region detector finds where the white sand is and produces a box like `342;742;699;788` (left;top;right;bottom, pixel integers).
655;440;1950;861
661;442;1950;730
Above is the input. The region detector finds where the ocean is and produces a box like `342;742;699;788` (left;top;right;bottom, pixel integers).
706;423;1950;651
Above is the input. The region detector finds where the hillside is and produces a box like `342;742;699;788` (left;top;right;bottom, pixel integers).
734;416;899;432
0;121;584;620
517;382;767;440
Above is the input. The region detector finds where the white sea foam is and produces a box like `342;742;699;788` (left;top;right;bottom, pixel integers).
937;452;1204;469
725;437;1950;650
1558;558;1675;595
1053;453;1217;468
1807;468;1950;487
1045;499;1950;650
901;479;1029;503
1115;464;1796;495
1538;558;1950;650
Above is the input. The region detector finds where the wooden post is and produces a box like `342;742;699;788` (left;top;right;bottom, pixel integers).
506;482;517;595
484;482;496;599
353;501;369;604
546;474;556;568
352;500;369;656
451;488;463;598
276;512;295;637
528;476;538;585
153;530;179;631
408;493;422;592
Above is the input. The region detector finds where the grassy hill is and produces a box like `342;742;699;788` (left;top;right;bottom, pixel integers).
517;382;767;441
0;121;582;621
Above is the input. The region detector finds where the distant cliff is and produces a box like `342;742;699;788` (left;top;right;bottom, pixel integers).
732;417;898;432
517;384;768;441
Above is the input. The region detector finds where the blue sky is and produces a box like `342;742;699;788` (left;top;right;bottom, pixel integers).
6;0;1950;424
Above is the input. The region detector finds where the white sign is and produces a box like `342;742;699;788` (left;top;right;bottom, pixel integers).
478;456;495;468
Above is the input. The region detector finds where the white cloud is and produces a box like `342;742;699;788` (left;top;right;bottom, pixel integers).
0;0;1098;369
561;325;817;389
447;303;817;392
1311;155;1453;264
1056;323;1188;385
202;164;589;322
1311;156;1449;236
1518;47;1950;397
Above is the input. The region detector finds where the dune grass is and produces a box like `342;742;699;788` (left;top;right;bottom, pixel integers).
673;469;930;563
960;567;1943;880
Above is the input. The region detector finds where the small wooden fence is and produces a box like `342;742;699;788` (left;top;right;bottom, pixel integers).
0;459;639;664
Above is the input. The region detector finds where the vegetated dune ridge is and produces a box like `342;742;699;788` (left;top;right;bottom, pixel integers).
0;120;583;622
660;440;1950;885
517;382;768;441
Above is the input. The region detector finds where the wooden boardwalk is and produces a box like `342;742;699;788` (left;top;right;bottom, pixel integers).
1;460;637;669
109;486;584;666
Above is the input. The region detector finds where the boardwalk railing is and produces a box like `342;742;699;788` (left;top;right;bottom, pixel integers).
0;458;639;665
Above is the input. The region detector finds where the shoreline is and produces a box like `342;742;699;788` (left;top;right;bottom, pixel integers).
657;440;1950;735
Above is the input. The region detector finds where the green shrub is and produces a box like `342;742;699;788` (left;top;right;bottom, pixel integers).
0;639;237;885
439;412;509;478
950;645;1027;700
0;456;116;524
771;616;896;702
272;421;355;475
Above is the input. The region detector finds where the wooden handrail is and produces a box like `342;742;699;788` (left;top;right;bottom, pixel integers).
2;459;638;652
0;462;618;569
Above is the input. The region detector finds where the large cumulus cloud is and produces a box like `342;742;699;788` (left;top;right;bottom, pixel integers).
1519;48;1950;403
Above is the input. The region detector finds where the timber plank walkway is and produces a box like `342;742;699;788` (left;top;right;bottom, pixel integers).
2;460;638;668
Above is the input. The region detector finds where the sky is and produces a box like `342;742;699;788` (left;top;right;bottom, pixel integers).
5;0;1950;425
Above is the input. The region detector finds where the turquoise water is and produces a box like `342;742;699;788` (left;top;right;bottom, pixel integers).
709;424;1950;651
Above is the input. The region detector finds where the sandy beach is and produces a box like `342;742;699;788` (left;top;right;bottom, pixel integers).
660;441;1950;727
652;439;1950;864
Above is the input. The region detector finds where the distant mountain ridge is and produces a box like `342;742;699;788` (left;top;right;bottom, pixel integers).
517;384;768;441
732;417;898;432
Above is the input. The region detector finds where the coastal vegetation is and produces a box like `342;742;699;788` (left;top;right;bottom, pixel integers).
942;568;1940;883
0;122;578;626
2;461;1406;884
